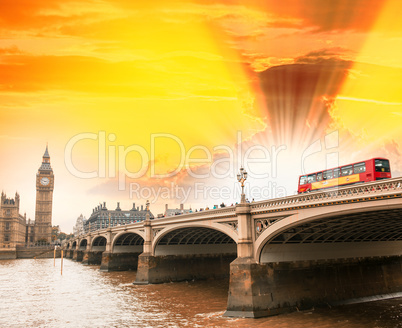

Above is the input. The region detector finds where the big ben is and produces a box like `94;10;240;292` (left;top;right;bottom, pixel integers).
34;146;54;243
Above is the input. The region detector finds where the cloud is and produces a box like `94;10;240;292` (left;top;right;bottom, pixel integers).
0;52;239;98
0;46;24;55
0;0;117;36
294;47;354;64
188;0;386;33
257;57;352;146
247;0;386;33
384;139;401;157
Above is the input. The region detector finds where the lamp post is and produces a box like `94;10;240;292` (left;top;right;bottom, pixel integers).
143;200;152;254
145;200;150;221
237;166;248;203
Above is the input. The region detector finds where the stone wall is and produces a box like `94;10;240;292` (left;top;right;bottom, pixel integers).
135;253;237;284
0;249;17;260
100;252;141;271
17;248;62;259
225;256;402;317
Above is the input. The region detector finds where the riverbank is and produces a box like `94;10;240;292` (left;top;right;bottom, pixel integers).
0;248;61;260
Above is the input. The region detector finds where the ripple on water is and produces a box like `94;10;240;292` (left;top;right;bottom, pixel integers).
0;259;401;328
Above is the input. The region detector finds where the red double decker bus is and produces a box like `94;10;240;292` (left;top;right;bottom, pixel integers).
298;158;391;193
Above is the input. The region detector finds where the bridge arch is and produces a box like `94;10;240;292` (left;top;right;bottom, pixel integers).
255;203;402;263
92;236;107;252
153;224;237;256
112;232;144;254
79;239;87;250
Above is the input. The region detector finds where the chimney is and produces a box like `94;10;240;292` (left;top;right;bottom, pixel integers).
180;204;184;210
165;204;168;211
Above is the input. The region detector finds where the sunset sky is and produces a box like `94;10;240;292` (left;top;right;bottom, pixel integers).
1;0;401;232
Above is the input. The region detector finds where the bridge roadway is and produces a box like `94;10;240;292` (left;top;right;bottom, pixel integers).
64;177;402;318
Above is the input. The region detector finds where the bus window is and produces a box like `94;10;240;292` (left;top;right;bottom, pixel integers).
354;162;366;174
299;176;307;185
307;174;316;183
375;159;390;172
323;170;333;180
334;168;340;178
341;165;353;176
317;172;323;181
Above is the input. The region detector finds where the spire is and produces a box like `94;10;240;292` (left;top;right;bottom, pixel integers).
39;144;52;171
43;144;50;158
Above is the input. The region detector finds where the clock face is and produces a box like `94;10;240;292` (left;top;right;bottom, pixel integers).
40;177;50;186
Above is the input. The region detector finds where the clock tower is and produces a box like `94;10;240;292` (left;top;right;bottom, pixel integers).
34;146;54;244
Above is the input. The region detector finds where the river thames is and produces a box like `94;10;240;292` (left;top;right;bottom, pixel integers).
0;258;401;328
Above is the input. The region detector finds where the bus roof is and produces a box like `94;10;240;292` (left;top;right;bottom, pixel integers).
298;157;390;178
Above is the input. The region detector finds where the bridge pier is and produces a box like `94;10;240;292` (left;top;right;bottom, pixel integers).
224;202;272;317
99;252;140;272
224;257;273;318
134;253;235;284
72;250;83;262
82;250;103;265
82;250;89;264
225;256;402;318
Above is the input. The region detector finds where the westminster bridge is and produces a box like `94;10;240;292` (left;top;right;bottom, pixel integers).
64;177;402;318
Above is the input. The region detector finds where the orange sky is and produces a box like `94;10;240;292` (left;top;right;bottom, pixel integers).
1;0;401;232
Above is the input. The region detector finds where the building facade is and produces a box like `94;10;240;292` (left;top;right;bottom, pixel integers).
0;192;26;250
26;219;35;244
163;203;192;217
73;214;87;237
34;146;54;243
84;202;154;232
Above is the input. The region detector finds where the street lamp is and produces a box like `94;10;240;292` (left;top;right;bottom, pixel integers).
237;166;248;203
145;200;150;221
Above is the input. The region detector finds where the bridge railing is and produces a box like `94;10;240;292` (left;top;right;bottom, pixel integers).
151;206;236;226
250;177;402;213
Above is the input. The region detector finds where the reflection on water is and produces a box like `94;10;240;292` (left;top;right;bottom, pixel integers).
0;259;401;328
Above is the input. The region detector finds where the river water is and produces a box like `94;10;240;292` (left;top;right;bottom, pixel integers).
0;259;401;328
